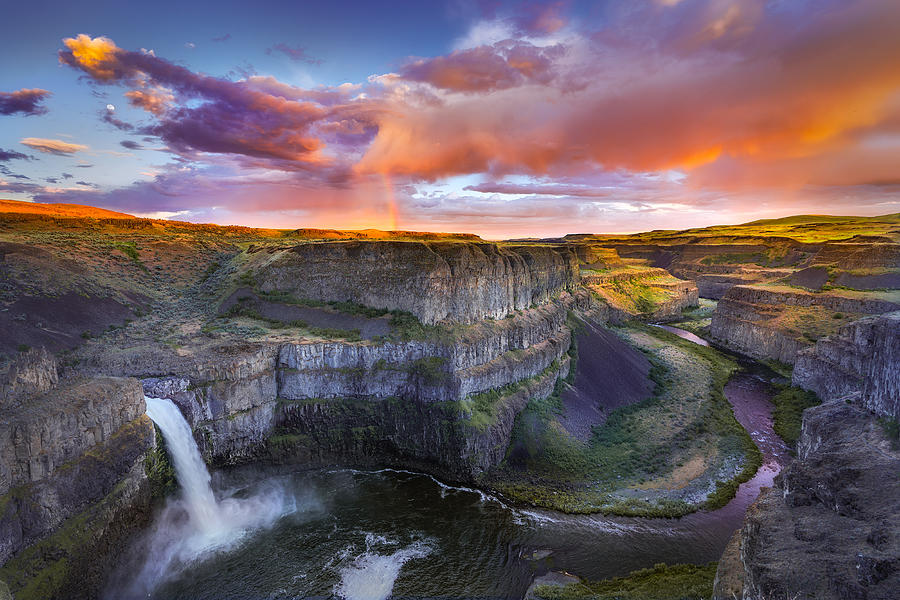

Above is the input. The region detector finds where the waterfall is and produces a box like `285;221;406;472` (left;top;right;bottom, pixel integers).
145;396;222;533
120;396;297;598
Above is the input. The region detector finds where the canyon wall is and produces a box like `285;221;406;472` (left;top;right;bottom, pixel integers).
714;399;900;599
244;241;580;324
709;285;900;364
581;266;699;322
793;311;900;420
143;294;583;481
0;354;157;599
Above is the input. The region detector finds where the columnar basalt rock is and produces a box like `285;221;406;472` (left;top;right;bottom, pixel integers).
144;296;580;478
715;399;900;599
0;347;59;403
794;311;900;419
0;375;156;598
710;285;900;363
243;241;580;324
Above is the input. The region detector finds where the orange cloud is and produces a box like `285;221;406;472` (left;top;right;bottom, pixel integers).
359;0;900;188
20;137;88;155
124;87;174;115
60;34;121;80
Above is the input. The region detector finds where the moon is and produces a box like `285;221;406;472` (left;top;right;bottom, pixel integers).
106;104;115;112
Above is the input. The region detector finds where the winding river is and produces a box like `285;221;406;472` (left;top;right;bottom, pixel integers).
109;326;789;600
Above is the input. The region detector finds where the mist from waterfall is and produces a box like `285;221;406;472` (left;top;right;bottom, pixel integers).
109;397;301;599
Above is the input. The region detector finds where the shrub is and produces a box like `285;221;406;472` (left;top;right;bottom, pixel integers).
771;386;820;446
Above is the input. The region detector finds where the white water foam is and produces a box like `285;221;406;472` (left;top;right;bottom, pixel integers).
115;397;301;598
333;533;434;600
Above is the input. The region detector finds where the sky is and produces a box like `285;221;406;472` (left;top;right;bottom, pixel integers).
1;0;900;238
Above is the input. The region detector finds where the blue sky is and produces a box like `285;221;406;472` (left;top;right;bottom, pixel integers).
2;0;899;237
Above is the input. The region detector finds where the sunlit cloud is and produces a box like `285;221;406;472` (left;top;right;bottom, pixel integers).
20;137;88;155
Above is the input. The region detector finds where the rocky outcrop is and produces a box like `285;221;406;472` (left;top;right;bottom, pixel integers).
0;376;156;599
244;241;579;324
0;377;147;496
710;285;900;364
0;347;58;402
794;311;900;419
715;399;900;599
274;356;569;480
582;266;698;323
143;295;583;480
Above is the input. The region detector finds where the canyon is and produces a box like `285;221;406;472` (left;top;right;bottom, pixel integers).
0;201;898;599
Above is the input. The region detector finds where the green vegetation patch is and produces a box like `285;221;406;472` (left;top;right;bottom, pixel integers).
878;417;900;450
770;305;863;343
488;323;761;516
533;562;717;600
700;251;767;266
457;359;562;432
669;299;716;337
254;288;455;342
144;424;177;500
770;386;821;446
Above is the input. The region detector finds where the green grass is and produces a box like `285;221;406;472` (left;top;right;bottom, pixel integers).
144;425;177;500
221;302;362;341
532;562;717;600
459;359;562;431
488;323;761;516
770;386;821;446
254;288;454;342
878;417;899;450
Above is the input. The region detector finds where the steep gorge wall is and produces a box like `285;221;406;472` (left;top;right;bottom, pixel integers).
793;312;900;419
244;241;580;324
714;399;900;599
0;371;156;599
145;296;582;481
710;285;900;364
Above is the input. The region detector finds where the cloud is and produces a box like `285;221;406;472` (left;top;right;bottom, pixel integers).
59;34;371;174
358;0;900;187
265;43;322;65
0;148;32;161
62;172;73;179
399;41;562;92
120;140;143;150
20;137;88;155
212;33;231;43
0;88;51;116
464;182;612;196
45;2;900;235
0;169;30;180
124;87;174;115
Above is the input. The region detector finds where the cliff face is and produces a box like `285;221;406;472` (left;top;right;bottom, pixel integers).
0;374;156;599
715;399;900;599
710;285;900;364
794;312;900;419
244;241;580;324
144;295;581;481
582;266;699;322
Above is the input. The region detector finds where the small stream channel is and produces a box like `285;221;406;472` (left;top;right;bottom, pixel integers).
109;326;790;600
